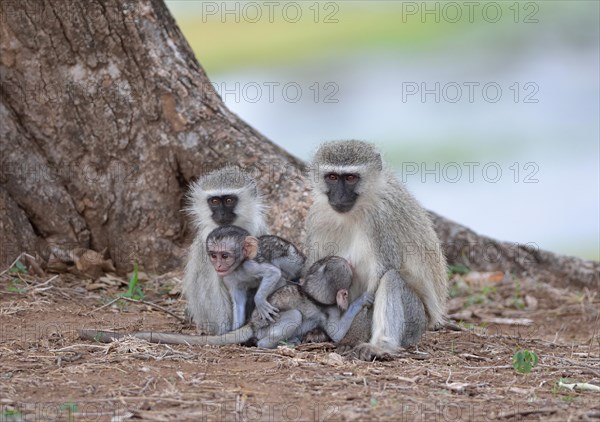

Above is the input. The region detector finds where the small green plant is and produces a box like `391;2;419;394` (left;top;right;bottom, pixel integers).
480;285;496;297
464;285;496;308
370;398;379;408
447;264;470;277
512;350;539;374
2;409;23;419
457;321;474;330
9;259;27;274
278;339;295;347
7;278;26;294
120;262;144;300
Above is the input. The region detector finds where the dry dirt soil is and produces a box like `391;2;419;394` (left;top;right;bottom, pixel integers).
1;267;599;421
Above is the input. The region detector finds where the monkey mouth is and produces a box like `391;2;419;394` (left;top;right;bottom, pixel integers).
216;270;231;277
330;203;355;213
214;216;235;225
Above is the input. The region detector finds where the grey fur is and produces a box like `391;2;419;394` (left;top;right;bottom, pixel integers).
80;257;372;349
305;140;447;360
206;225;306;329
183;167;267;335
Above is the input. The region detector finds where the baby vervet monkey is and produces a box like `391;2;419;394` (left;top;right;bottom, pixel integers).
79;257;373;349
207;225;305;329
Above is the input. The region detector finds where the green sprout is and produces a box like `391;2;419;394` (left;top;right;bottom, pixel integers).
120;262;144;300
512;350;539;374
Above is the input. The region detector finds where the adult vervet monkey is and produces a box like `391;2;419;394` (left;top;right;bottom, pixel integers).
305;140;447;360
183;167;267;335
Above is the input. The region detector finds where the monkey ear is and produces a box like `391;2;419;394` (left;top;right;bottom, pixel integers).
243;236;259;259
336;289;349;311
374;153;383;171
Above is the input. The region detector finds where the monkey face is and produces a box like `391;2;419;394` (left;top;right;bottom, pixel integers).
207;242;240;277
323;173;360;213
207;195;239;224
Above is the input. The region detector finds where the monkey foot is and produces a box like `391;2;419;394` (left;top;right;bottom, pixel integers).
335;344;355;355
303;329;331;343
349;343;396;361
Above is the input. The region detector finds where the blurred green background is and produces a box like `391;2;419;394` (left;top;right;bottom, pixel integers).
166;1;599;261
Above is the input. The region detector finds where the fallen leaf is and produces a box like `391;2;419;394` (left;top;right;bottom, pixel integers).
464;271;505;289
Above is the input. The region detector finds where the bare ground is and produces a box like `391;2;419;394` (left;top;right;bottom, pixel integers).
1;267;599;421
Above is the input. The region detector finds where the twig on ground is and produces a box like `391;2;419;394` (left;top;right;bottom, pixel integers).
87;296;185;322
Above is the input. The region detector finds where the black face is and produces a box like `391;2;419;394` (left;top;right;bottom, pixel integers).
324;173;360;213
207;195;238;225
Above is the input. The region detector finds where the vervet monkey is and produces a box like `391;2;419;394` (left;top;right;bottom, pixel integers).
206;225;305;329
183;167;267;335
305;140;447;360
79;257;373;349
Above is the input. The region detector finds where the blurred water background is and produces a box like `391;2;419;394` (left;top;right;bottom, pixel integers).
166;1;599;260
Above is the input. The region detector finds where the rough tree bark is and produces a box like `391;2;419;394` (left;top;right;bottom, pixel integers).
1;0;597;289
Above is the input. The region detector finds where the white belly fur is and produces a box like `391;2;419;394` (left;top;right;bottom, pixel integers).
310;200;377;300
325;219;375;300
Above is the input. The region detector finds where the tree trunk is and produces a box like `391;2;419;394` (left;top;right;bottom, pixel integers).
1;0;597;288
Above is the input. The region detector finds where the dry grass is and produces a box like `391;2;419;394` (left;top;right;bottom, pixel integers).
0;268;598;421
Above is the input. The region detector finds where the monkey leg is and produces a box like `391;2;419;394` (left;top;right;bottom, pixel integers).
256;310;302;349
352;270;427;361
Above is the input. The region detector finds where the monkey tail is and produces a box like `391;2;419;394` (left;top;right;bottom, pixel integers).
78;327;254;346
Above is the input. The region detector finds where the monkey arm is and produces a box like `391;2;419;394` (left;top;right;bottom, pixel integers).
244;261;282;322
325;292;374;343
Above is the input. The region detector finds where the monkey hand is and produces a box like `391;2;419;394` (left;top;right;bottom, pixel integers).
255;300;280;322
358;292;375;308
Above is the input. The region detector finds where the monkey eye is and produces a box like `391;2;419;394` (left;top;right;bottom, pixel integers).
224;198;234;205
209;198;220;205
221;253;229;260
325;173;338;181
345;174;359;184
210;253;218;260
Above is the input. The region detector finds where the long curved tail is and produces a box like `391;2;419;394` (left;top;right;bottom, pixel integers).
79;326;254;346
